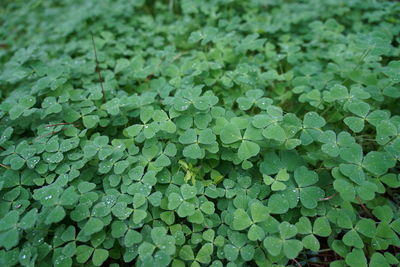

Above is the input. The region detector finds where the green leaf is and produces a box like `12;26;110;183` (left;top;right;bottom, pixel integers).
248;224;265;241
198;129;216;144
372;205;393;222
111;221;126;238
125;125;143;137
19;209;38;230
300;186;324;209
319;130;340;157
224;244;239;261
276;168;289;181
20;95;36;108
345;248;367;267
348;101;370;117
177;201;195;217
232;209;252;230
250;202;269;223
236;97;252;110
263;236;282;256
45;205;66;224
181;184;197;200
283;239;303;259
168;193;183;210
83;115;99;129
10;156;25;170
196;243;213;264
179;245;194;260
271;180;286;191
78;182;96;194
370;253;390;267
302;234;320;251
125;229;142;246
294;166;318;187
179;129;197;144
355;218;376;238
76;245;94;263
2;2;400;265
240;244;255;261
304;112;326;128
268;193;289;214
362;151;392;176
329;84;349;101
115;58;130;73
296;217;312;235
92;249;109;266
344;117;364;133
83;218;104;235
340;144;363;164
114;160;129;174
9;105;24;120
0;210;19;231
220;123;242;144
183;144;203;159
132;209;147;224
60;187;79;206
313;217;331;237
238;140;260;160
263;124;286;141
343;229;364;248
279;222;297;239
335;178;356;200
0;229;19;250
200;201;215;215
138;242;156;257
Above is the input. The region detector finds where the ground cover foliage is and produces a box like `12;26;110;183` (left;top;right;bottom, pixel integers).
0;0;400;266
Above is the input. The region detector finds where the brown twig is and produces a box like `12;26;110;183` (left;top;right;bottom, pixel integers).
34;122;80;141
45;122;78;127
319;193;337;201
0;163;10;169
144;52;187;83
34;129;64;141
91;33;106;103
291;258;302;267
145;74;154;81
172;52;187;62
356;196;375;219
34;124;79;142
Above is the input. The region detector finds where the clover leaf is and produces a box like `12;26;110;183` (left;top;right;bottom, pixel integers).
263;168;290;191
220;121;261;160
1;2;399;266
236;89;272;110
263;222;303;259
300;112;326;145
293;166;325;209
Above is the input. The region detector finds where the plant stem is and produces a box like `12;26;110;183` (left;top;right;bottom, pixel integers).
91;33;106;103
